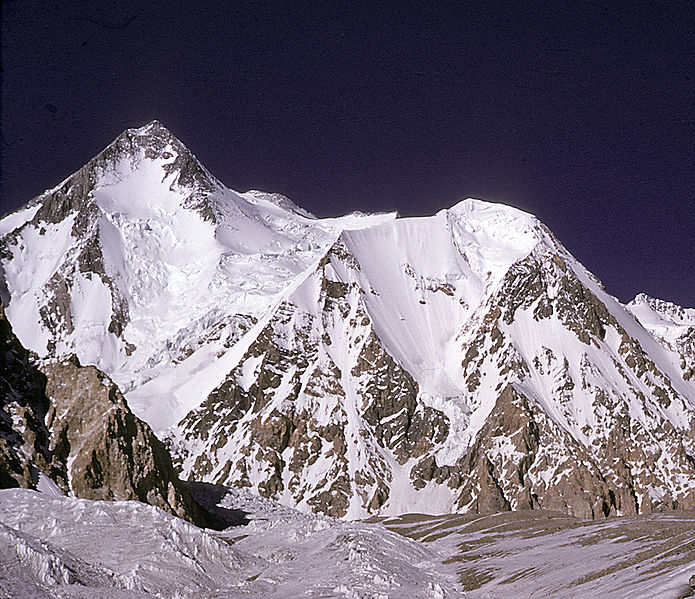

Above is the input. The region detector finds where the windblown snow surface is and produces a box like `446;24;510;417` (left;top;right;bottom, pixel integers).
0;487;458;598
2;487;694;598
383;510;695;598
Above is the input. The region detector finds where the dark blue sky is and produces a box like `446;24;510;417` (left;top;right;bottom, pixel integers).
2;1;693;307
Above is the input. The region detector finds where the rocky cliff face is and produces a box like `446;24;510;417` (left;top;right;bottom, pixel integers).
174;241;450;517
426;247;695;517
0;303;207;526
42;358;207;524
172;234;695;518
2;121;694;520
0;303;53;488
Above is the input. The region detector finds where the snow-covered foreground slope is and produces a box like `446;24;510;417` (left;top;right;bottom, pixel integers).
2;120;695;520
2;486;693;599
384;509;695;598
0;487;458;598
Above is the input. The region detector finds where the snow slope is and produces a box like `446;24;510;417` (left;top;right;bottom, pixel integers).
0;121;393;432
627;293;695;344
2;485;691;599
338;199;550;397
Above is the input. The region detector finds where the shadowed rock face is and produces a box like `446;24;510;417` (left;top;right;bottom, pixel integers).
0;303;208;526
0;303;52;488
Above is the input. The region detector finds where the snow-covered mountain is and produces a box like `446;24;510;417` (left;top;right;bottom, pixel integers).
627;293;695;382
2;121;695;520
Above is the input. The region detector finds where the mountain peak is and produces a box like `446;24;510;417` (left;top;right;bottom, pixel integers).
443;197;551;268
108;120;192;164
103;120;222;189
133;119;169;133
117;119;180;148
629;293;685;315
628;292;695;327
448;197;536;221
3;124;695;522
9;120;221;230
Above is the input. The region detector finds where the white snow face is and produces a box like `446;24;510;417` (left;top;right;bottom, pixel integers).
339;199;553;398
0;121;393;430
2;121;695;520
627;293;695;382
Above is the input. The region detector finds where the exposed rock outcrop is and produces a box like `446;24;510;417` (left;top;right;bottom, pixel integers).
176;241;450;518
42;358;207;524
418;250;695;517
0;303;52;488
